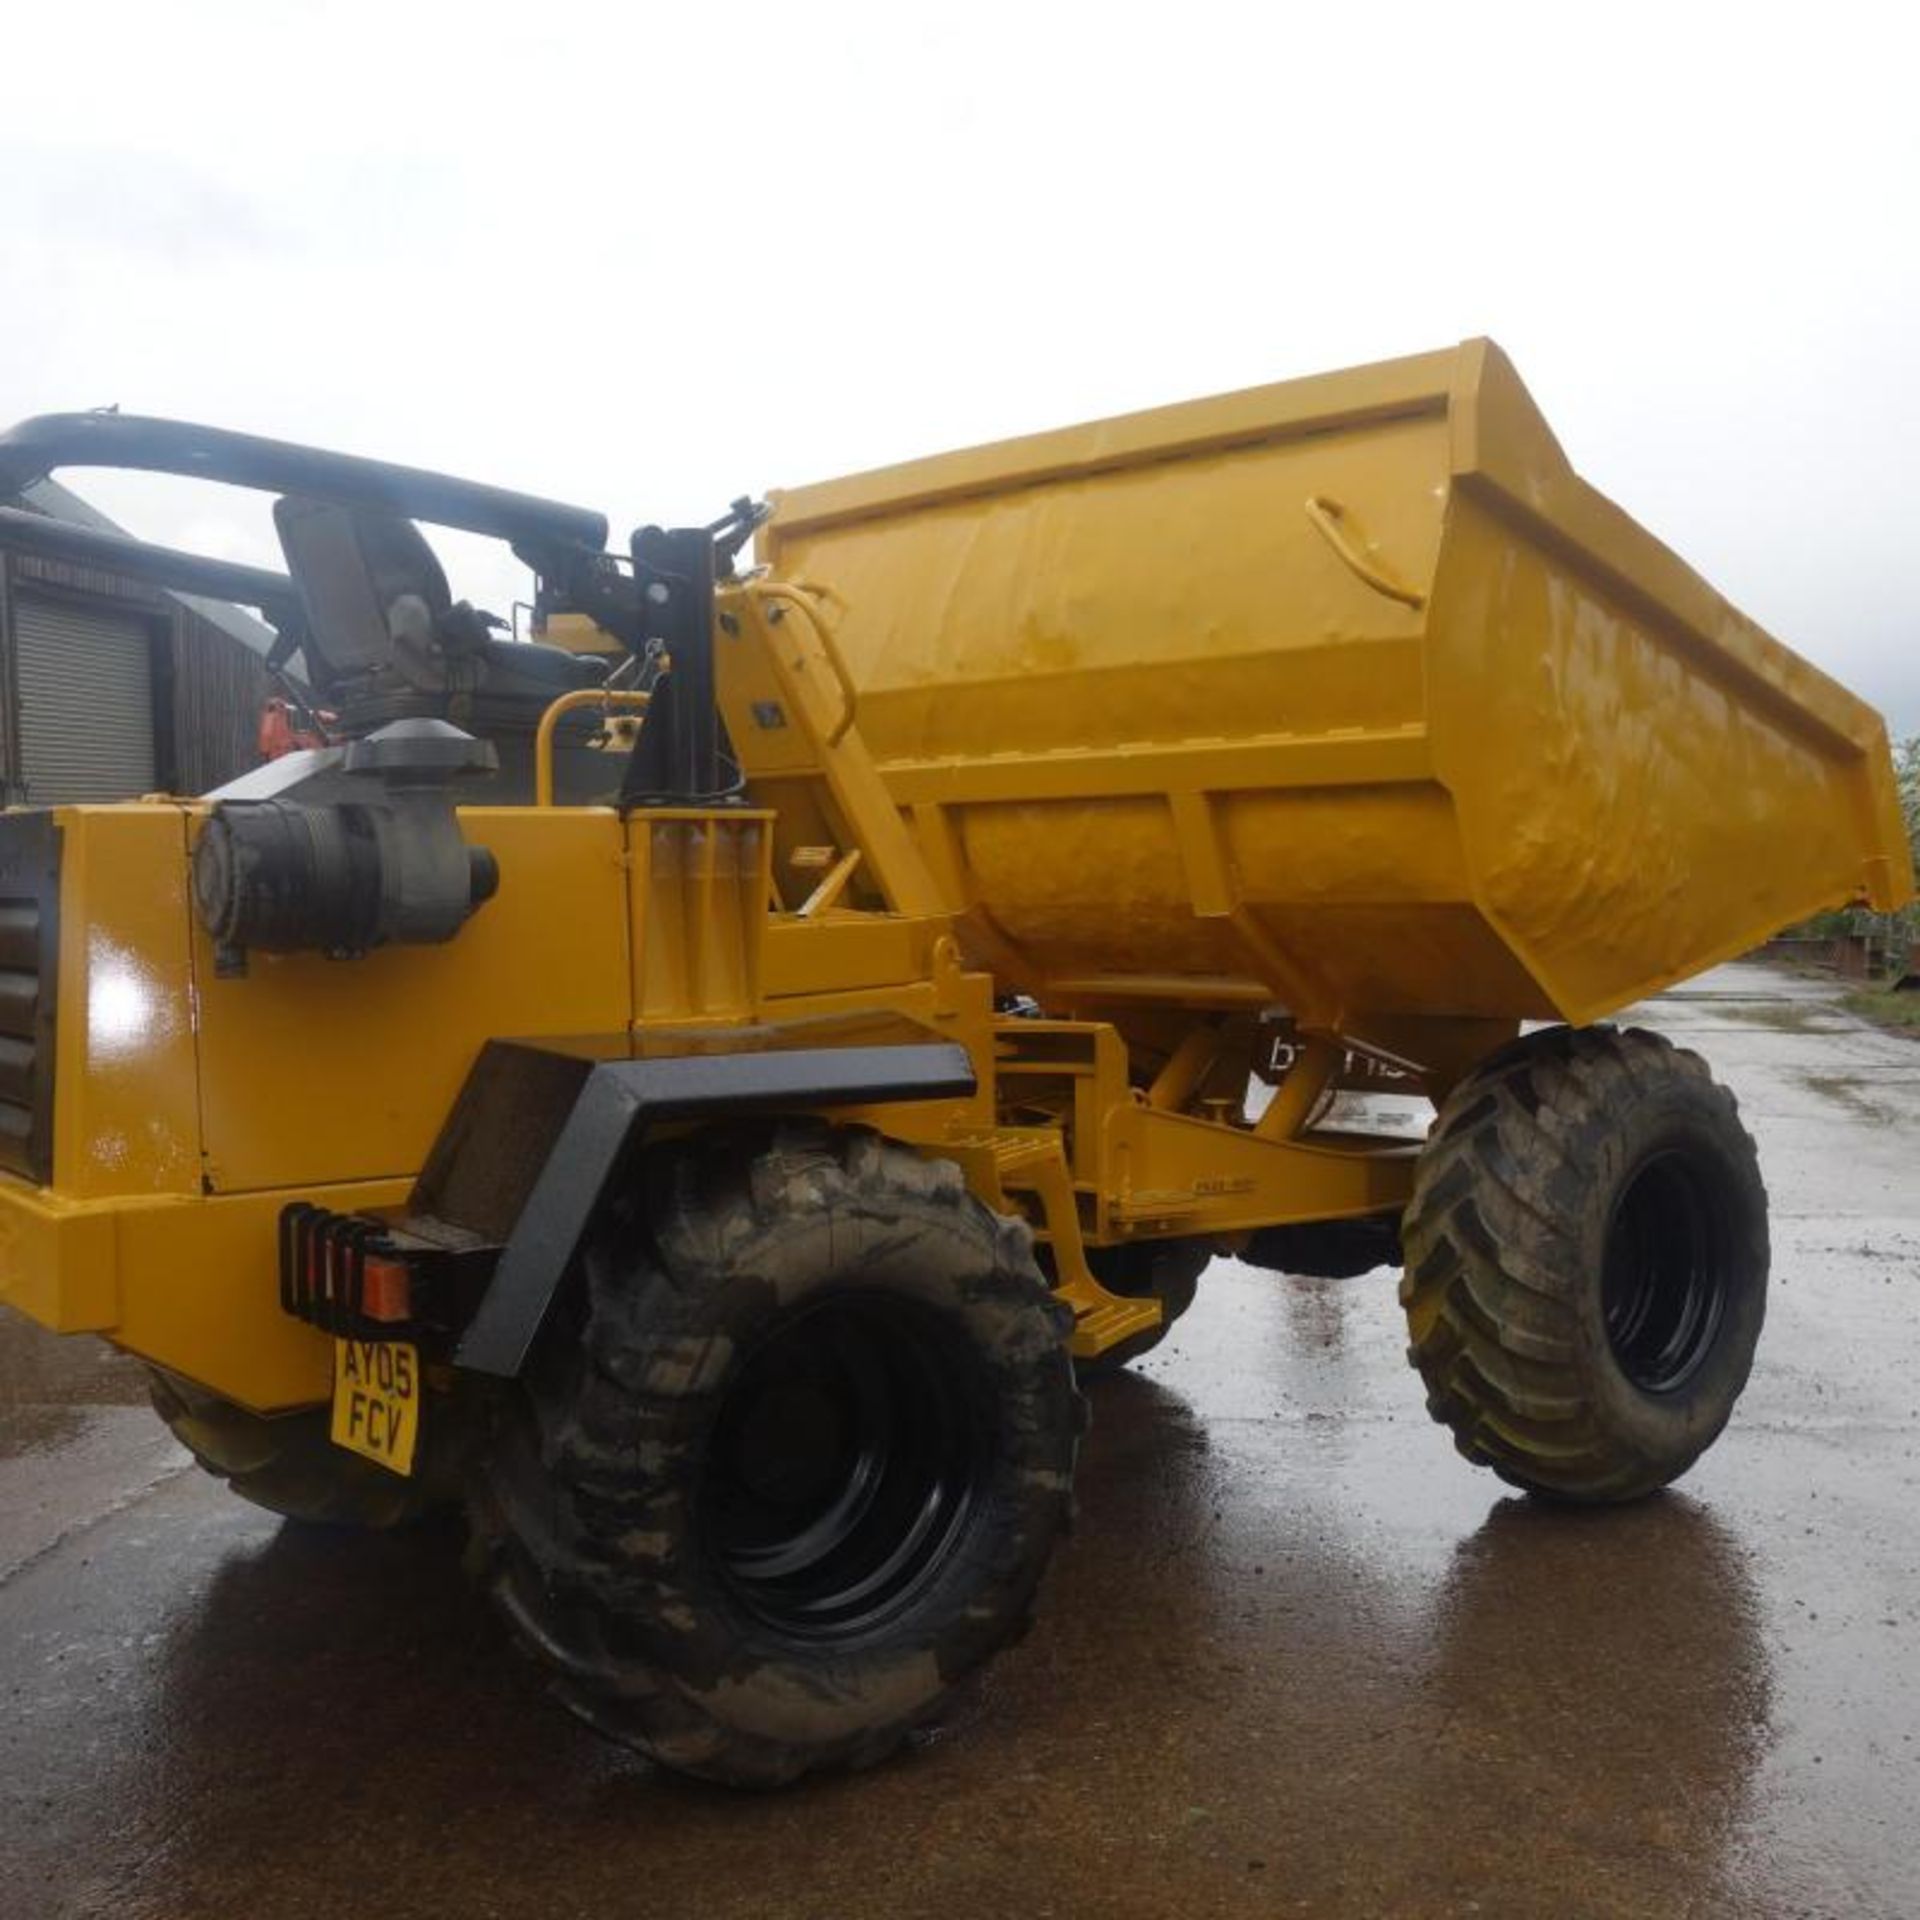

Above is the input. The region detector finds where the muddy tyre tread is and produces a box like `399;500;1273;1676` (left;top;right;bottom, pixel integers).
1399;1025;1768;1504
147;1367;440;1528
471;1124;1081;1789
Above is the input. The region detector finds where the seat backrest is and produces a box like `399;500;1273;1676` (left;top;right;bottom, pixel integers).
272;496;454;690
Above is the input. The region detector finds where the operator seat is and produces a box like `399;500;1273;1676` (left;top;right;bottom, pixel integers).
272;495;597;707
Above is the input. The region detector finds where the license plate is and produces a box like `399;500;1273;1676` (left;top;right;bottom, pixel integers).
331;1339;421;1476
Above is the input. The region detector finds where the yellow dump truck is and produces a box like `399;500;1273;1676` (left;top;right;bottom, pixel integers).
0;341;1907;1785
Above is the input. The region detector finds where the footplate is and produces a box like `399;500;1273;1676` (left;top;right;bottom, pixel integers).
1051;1269;1164;1360
975;1127;1163;1361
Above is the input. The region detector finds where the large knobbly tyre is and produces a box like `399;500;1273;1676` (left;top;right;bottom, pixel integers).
472;1124;1081;1788
147;1367;440;1528
1400;1025;1769;1504
1074;1240;1211;1375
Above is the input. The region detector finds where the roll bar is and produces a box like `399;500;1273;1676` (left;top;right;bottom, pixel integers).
0;410;743;804
0;413;609;564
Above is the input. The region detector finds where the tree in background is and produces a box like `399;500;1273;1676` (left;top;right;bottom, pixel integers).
1890;735;1919;968
1800;736;1920;967
1899;736;1920;867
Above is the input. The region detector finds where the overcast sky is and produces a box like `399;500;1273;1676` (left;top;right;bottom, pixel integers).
3;1;1914;736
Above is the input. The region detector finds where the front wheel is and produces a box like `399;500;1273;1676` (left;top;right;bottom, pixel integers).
147;1367;445;1528
470;1125;1081;1787
1400;1025;1768;1503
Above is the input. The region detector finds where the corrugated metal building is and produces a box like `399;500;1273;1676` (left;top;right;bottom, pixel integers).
0;480;275;804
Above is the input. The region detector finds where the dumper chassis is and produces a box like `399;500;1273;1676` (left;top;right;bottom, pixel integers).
0;343;1907;1785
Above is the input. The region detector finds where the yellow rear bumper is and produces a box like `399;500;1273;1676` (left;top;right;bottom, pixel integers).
0;1172;410;1413
0;1179;118;1332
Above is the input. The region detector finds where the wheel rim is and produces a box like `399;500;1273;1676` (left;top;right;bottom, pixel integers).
1601;1147;1735;1393
698;1293;984;1640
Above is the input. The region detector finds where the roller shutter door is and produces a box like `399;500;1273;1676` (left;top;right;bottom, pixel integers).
12;594;158;803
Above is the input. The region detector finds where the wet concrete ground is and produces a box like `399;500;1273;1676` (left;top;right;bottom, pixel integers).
2;962;1916;1919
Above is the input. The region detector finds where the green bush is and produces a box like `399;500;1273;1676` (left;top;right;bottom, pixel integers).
1780;738;1916;966
1882;734;1919;972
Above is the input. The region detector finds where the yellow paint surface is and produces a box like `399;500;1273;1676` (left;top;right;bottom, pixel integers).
766;338;1910;1026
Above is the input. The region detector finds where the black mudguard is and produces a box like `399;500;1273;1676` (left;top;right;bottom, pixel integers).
414;1029;976;1378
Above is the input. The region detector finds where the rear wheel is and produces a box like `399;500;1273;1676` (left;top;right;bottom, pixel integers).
1400;1025;1768;1503
147;1367;443;1528
470;1124;1080;1787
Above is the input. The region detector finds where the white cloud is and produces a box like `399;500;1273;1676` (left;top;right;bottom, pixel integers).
2;0;1914;731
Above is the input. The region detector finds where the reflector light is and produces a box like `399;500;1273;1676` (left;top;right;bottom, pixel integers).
360;1256;414;1324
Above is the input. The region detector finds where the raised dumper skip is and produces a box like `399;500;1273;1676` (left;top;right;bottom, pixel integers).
0;342;1906;1785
